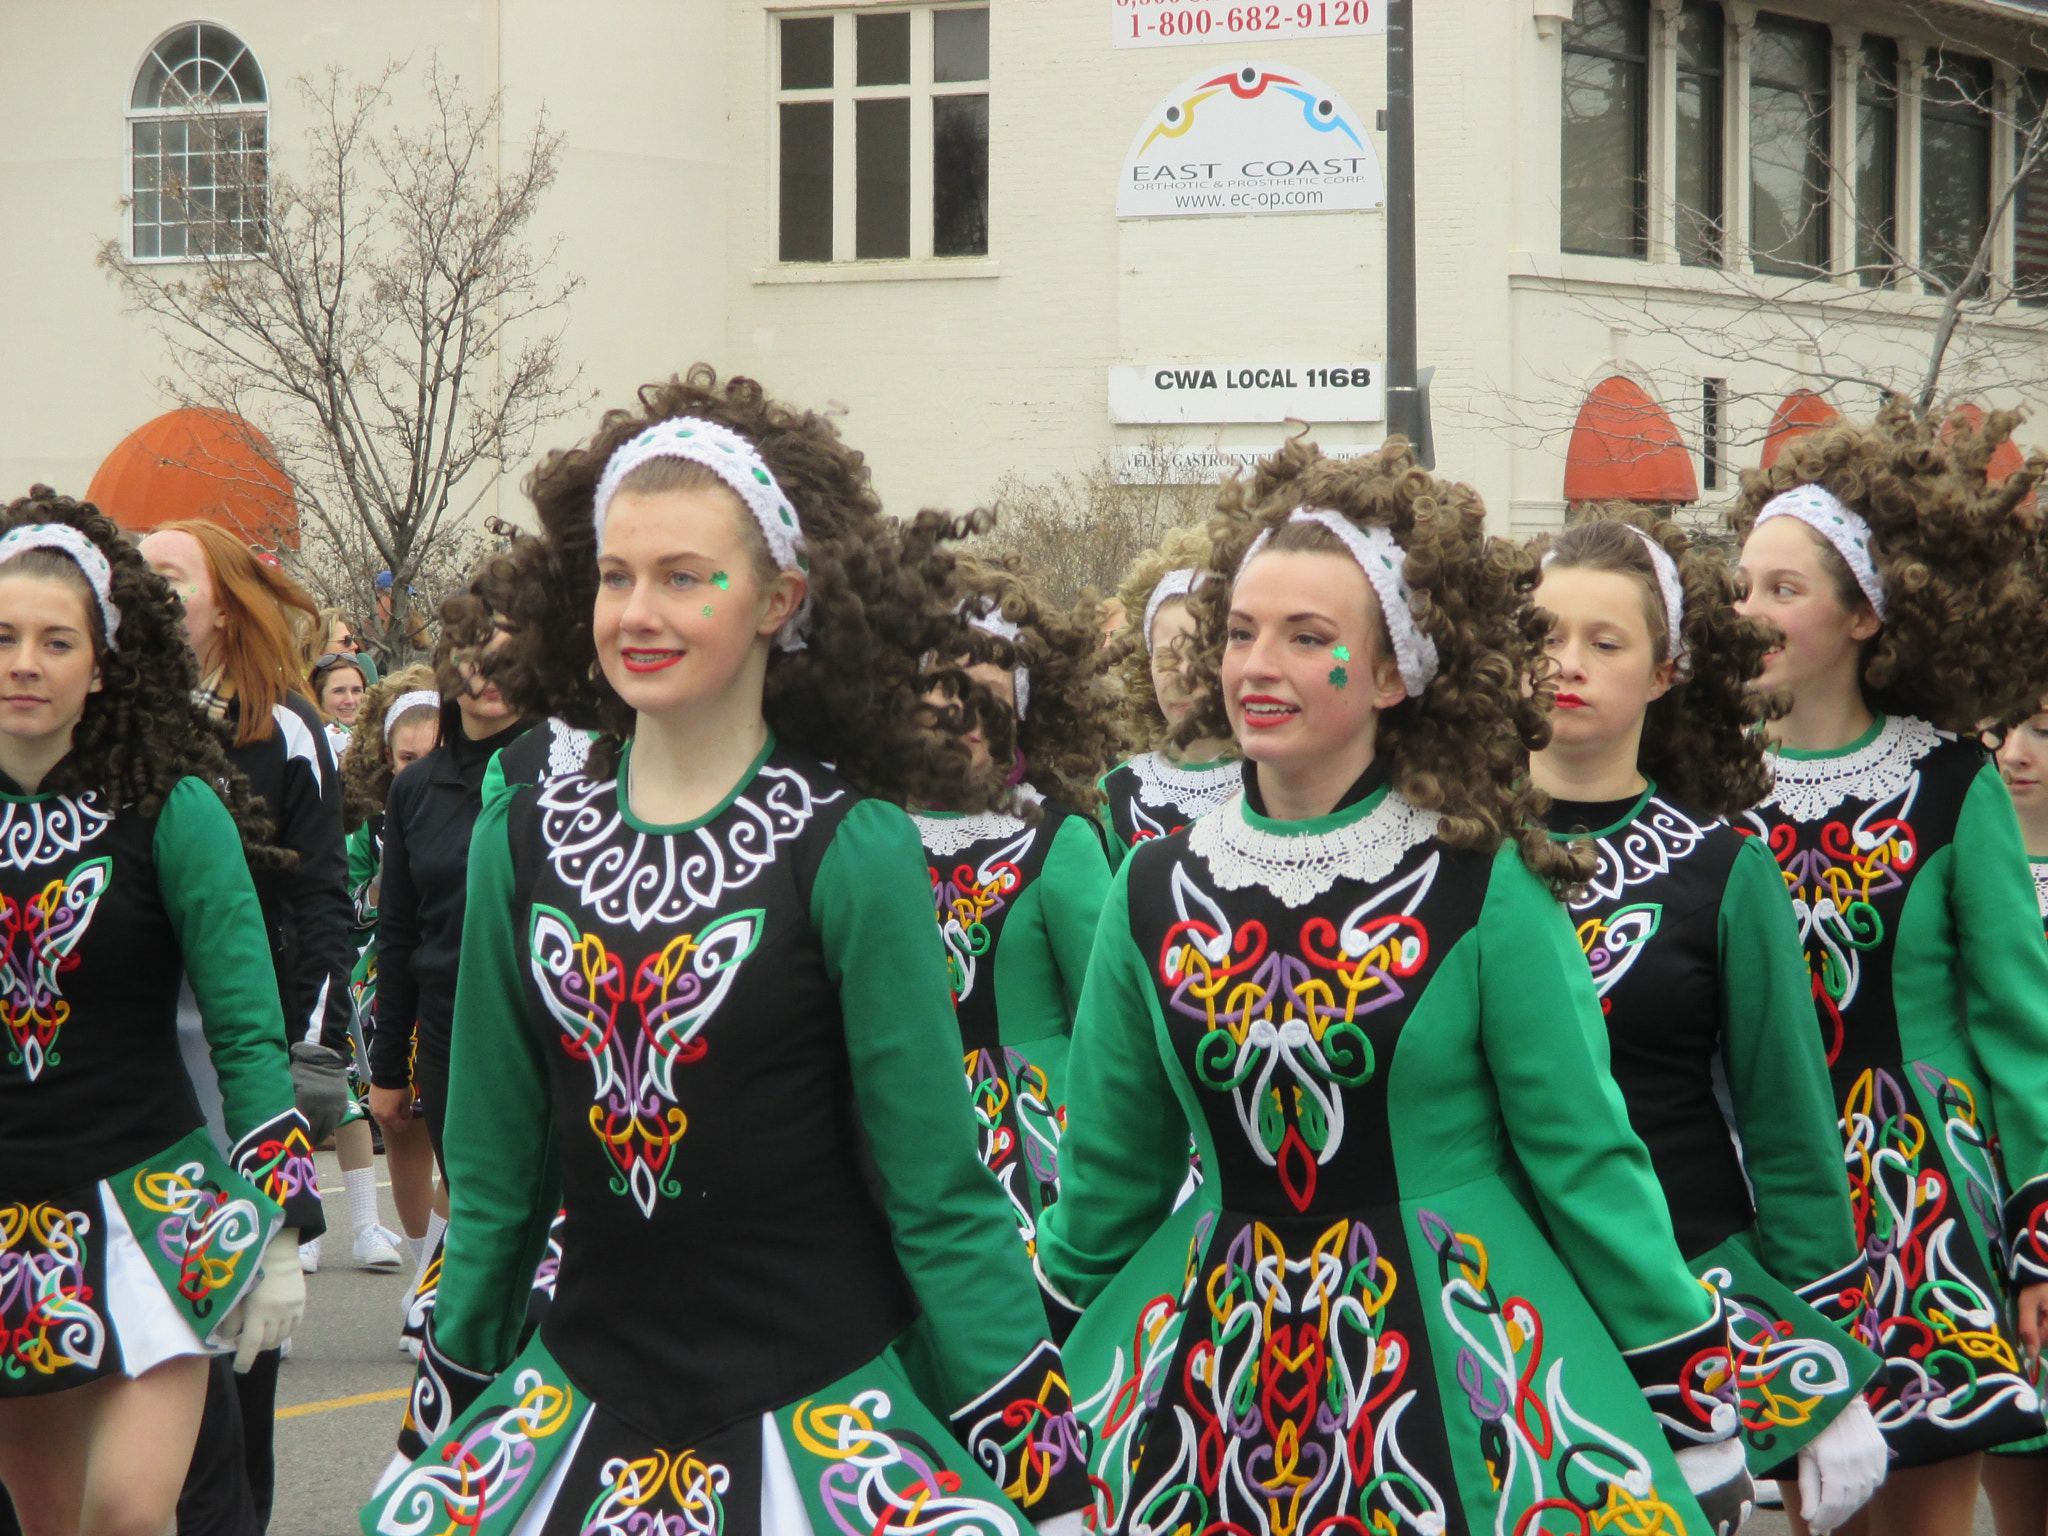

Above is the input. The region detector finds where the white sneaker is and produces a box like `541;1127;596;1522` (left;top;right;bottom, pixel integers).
354;1227;403;1272
298;1237;321;1273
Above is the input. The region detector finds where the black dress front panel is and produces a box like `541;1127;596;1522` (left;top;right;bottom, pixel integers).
1545;793;1753;1257
508;749;919;1444
0;794;197;1197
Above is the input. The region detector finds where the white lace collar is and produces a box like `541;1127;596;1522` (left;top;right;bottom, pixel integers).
1128;752;1241;815
1187;787;1441;908
912;807;1030;858
2032;861;2048;922
1762;715;1944;823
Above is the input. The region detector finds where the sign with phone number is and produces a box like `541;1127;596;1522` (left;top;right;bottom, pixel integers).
1115;0;1383;48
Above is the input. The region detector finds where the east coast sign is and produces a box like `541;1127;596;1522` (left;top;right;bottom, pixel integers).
1108;360;1386;423
1118;62;1383;218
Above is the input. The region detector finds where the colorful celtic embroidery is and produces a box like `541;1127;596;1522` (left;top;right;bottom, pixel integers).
1696;1263;1855;1447
132;1161;265;1315
792;1391;1019;1536
1007;1048;1062;1207
1127;1217;1447;1536
1158;856;1436;1212
0;1201;103;1379
0;855;111;1081
952;1340;1089;1513
229;1111;320;1212
1844;1064;2037;1438
929;827;1031;1007
581;1448;730;1536
375;1366;580;1536
1573;902;1660;1015
1421;1210;1684;1532
530;903;763;1218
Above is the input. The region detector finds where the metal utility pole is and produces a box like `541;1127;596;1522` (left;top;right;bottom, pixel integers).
1384;0;1427;464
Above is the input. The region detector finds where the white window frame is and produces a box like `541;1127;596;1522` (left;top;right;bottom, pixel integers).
125;20;269;264
768;4;991;266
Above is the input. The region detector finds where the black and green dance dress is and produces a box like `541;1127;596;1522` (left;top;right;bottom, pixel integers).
1544;787;1880;1474
362;737;1090;1536
1740;714;2048;1465
909;798;1110;1258
1041;765;1741;1536
1096;754;1238;872
0;776;325;1394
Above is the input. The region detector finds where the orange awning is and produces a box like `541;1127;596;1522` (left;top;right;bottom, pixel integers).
1563;377;1698;505
87;408;298;549
1760;390;1839;467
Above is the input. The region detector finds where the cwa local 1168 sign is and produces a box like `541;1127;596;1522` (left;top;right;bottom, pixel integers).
1109;360;1385;423
1119;62;1382;218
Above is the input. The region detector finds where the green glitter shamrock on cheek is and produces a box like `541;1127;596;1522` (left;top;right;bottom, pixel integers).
712;571;731;590
703;605;714;617
1329;644;1351;689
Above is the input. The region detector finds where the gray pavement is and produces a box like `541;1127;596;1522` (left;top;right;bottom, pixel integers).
272;1151;419;1536
265;1154;2004;1536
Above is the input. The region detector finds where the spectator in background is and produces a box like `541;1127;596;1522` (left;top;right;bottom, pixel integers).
311;651;368;761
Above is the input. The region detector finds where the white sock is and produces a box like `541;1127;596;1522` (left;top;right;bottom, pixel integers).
414;1211;447;1281
345;1165;383;1240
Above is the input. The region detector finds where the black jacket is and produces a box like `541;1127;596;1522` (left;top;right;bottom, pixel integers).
368;711;527;1088
225;691;353;1056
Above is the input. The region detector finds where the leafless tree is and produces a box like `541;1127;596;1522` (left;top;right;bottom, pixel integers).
99;58;588;663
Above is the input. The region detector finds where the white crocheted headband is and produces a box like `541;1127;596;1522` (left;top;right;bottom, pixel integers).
0;524;121;650
964;602;1032;719
1754;484;1888;620
383;689;440;738
1237;508;1440;696
1542;525;1689;669
591;416;814;652
1143;568;1210;653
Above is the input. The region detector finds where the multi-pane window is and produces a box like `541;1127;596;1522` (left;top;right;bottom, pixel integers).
2017;72;2048;306
128;23;266;260
1561;0;1648;257
1750;15;1831;275
775;7;990;264
1855;39;1898;286
1674;2;1724;265
1920;54;1993;296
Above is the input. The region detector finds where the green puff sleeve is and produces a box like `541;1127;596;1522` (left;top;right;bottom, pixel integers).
995;815;1111;1046
1940;764;2048;1283
1716;833;1863;1288
155;776;325;1236
813;798;1090;1518
1094;770;1128;874
1036;862;1200;1310
479;749;510;815
1475;848;1731;1441
393;796;562;1457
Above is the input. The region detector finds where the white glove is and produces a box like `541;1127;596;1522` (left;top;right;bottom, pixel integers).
223;1227;306;1372
1796;1397;1887;1532
1031;1511;1088;1536
1673;1436;1755;1536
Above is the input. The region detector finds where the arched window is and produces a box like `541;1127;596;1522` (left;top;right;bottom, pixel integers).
128;23;267;259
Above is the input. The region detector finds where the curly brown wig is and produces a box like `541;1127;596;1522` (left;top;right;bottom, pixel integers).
1533;507;1781;819
1730;400;2048;732
470;367;1008;809
0;488;277;857
1103;523;1226;757
945;556;1117;810
1175;440;1592;890
339;663;439;831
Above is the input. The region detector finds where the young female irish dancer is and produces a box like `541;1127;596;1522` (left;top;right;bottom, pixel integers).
1096;525;1238;866
1040;442;1749;1536
361;370;1091;1536
913;558;1114;1278
341;668;446;1329
0;490;322;1536
1732;405;2048;1535
1529;509;1886;1531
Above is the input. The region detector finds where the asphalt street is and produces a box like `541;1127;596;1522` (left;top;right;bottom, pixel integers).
271;1151;419;1536
268;1153;1999;1536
